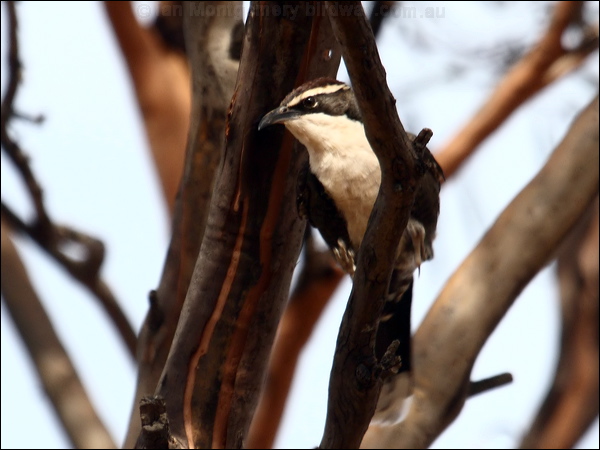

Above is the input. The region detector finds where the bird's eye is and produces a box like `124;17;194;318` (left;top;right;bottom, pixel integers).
303;96;317;109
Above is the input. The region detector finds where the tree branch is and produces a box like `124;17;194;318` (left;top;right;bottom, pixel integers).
467;372;513;397
435;1;598;179
520;195;599;448
124;2;242;447
368;1;397;40
320;2;428;448
245;10;346;446
1;0;48;226
246;229;345;449
149;3;341;447
1;0;136;358
135;396;177;449
1;221;116;449
104;1;190;213
361;94;599;449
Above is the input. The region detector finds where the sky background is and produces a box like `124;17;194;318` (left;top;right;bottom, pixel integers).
1;1;599;449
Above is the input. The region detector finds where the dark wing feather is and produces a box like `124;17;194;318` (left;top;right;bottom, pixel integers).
297;162;354;254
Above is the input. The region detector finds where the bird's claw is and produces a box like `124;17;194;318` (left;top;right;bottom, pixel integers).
333;238;356;277
405;220;429;275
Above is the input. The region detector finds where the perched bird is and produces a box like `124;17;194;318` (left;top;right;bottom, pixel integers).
258;78;443;377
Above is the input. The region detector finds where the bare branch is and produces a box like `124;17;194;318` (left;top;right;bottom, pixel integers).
361;94;599;449
368;1;397;39
135;396;178;449
246;10;347;445
149;3;343;448
1;203;137;357
124;2;242;447
468;373;513;397
104;1;190;213
435;1;598;179
0;1;136;358
1;221;116;449
520;196;599;448
1;1;49;227
320;2;429;448
246;230;345;449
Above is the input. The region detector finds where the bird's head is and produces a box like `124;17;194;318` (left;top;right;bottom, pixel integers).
258;78;365;154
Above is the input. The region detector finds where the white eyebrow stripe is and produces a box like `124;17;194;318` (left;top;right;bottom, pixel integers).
287;84;350;107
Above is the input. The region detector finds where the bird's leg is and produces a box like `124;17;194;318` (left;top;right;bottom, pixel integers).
403;218;428;274
332;238;356;277
384;218;427;305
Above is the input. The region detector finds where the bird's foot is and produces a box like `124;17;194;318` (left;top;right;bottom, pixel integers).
404;219;428;274
333;238;356;277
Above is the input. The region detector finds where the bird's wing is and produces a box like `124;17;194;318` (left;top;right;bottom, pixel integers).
297;163;354;255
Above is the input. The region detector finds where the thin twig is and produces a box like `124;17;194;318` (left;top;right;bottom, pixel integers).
1;203;137;356
468;373;513;397
0;1;49;227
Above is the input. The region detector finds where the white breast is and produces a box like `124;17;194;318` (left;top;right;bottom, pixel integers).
284;113;381;249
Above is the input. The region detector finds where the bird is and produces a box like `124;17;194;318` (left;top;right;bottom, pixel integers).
258;77;443;380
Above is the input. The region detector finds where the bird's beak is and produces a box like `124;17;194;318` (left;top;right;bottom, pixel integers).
258;106;300;130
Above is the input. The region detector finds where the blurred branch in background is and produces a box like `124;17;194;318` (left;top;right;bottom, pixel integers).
368;1;397;39
0;0;136;358
2;1;598;448
362;94;599;448
1;220;116;449
435;0;599;179
104;1;191;215
520;196;599;449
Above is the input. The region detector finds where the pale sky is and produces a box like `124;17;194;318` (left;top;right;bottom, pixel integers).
1;2;598;449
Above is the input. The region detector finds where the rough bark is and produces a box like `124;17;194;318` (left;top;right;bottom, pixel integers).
246;231;345;449
124;2;242;447
320;2;429;448
149;3;341;448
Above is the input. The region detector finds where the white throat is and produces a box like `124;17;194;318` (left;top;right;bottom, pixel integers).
284;113;381;248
